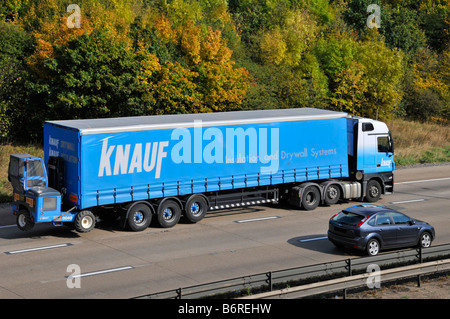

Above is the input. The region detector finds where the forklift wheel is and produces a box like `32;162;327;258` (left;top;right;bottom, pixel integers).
17;209;35;231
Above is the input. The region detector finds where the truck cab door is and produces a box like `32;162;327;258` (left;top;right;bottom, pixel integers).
8;156;24;193
375;135;394;173
357;121;394;174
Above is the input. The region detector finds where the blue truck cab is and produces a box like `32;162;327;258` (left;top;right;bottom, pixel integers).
8;154;62;230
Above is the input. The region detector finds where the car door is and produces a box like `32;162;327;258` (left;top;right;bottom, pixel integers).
391;212;420;246
374;212;397;247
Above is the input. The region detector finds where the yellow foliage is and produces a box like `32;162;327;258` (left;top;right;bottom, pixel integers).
179;21;202;65
260;28;287;66
26;16;93;77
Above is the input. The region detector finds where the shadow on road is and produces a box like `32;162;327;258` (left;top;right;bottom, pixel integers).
287;234;361;257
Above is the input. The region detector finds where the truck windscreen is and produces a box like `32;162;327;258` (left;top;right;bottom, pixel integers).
27;160;46;188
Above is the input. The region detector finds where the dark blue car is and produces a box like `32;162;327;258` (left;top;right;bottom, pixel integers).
328;204;435;256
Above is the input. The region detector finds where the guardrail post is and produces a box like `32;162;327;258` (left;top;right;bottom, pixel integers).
266;272;273;291
346;259;352;276
416;246;423;264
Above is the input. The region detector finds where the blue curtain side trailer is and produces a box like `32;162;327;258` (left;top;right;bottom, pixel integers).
8;108;394;232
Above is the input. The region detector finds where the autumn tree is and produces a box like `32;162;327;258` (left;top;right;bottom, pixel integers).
355;32;404;121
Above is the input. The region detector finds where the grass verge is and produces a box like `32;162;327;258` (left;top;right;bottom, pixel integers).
390;119;450;166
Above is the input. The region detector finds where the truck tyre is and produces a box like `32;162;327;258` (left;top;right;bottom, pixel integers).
185;195;208;223
17;209;34;231
157;200;181;228
301;186;320;210
127;204;152;231
365;180;381;202
74;210;96;233
324;184;341;205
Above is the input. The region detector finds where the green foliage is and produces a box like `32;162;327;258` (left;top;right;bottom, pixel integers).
0;21;32;139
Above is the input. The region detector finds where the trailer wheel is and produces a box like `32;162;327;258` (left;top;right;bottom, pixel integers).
17;209;34;231
301;186;320;210
74;210;96;233
127;204;152;231
157;200;181;228
324;184;341;205
185;195;208;223
365;180;381;202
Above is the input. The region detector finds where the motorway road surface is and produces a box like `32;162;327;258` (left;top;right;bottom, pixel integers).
0;164;449;298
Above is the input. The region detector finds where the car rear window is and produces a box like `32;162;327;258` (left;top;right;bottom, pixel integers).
332;211;366;226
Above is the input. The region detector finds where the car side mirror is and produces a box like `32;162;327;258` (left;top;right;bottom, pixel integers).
409;220;416;225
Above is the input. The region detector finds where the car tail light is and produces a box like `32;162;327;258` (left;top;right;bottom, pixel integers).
356;216;369;227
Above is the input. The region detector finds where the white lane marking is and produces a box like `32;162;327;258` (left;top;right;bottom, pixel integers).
5;243;72;255
235;216;280;223
391;199;425;204
298;236;328;243
68;266;134;279
396;177;450;185
0;224;16;229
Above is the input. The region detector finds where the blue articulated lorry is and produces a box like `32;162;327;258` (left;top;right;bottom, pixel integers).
8;108;394;233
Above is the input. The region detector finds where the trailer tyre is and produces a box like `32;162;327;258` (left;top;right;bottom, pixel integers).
301;186;320;211
127;204;152;231
17;209;34;231
74;210;96;233
365;180;381;203
185;196;208;223
157;200;181;228
324;184;341;205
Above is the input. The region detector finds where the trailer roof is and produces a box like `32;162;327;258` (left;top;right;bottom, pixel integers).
45;108;348;135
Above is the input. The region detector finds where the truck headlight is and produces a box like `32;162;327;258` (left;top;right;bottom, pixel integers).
43;197;57;211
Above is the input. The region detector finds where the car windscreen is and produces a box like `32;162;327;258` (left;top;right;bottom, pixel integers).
332;211;366;226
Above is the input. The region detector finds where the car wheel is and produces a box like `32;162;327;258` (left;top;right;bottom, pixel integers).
419;232;432;248
366;238;380;256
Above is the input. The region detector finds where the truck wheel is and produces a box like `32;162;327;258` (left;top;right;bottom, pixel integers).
365;180;381;202
74;210;96;233
324;184;341;205
157;200;181;228
127;204;152;231
17;209;34;231
301;186;320;210
185;195;208;223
